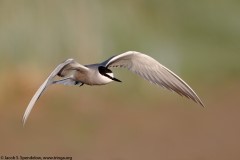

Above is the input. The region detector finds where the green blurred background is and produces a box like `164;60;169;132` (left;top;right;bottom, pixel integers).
0;0;240;159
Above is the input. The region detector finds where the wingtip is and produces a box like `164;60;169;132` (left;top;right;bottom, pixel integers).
198;100;205;108
22;120;26;127
22;122;26;127
22;115;27;127
193;97;205;108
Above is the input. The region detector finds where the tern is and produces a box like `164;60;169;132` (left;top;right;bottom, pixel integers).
23;51;204;125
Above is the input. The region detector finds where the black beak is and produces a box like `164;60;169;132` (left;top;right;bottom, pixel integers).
98;66;122;82
112;77;122;82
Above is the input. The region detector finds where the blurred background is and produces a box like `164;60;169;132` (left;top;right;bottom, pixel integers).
0;0;240;159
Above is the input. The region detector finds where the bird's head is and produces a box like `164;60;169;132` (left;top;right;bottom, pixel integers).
98;66;121;82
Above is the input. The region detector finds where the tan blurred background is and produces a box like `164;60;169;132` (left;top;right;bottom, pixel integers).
0;0;240;159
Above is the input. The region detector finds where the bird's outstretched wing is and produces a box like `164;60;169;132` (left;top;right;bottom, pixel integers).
102;51;204;106
23;58;78;125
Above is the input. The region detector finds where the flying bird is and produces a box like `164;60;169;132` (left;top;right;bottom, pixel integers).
23;51;204;125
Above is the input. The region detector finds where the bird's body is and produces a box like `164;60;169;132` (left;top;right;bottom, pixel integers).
55;63;116;86
23;51;204;125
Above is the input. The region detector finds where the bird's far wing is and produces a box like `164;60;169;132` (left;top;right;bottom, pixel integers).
22;58;76;125
102;51;204;107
